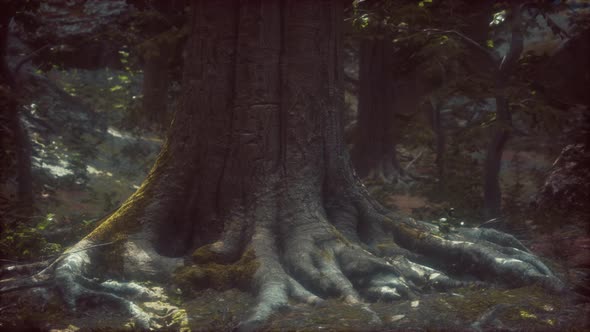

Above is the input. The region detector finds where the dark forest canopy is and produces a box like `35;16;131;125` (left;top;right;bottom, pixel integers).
0;0;589;330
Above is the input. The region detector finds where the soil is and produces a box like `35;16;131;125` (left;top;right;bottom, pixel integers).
2;282;588;331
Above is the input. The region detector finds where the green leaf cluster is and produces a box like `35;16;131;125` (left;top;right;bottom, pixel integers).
0;223;62;261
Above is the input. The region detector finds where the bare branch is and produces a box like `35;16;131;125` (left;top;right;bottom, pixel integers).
392;25;501;65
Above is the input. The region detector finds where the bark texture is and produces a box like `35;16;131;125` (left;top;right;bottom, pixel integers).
141;40;172;127
352;37;409;184
483;4;523;219
0;1;564;330
138;0;186;129
0;4;33;223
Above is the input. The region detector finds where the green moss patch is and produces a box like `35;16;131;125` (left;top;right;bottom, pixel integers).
174;248;259;293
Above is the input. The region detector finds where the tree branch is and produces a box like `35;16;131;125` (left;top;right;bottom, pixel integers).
392;25;501;65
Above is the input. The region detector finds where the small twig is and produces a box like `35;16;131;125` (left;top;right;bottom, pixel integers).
392;25;501;65
13;44;52;76
1;239;119;265
0;259;21;264
405;149;424;171
0;304;17;312
477;217;505;228
471;303;512;331
61;240;120;256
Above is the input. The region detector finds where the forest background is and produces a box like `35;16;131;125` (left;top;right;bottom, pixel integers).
0;0;589;331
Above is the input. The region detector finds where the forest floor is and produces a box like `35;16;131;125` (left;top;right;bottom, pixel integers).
2;280;589;331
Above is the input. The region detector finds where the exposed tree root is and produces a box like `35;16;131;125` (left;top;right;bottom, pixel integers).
0;236;187;330
230;191;565;331
0;189;565;331
0;259;51;279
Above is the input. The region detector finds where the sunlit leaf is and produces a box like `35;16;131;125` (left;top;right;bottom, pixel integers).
118;75;130;83
519;310;537;319
490;10;506;26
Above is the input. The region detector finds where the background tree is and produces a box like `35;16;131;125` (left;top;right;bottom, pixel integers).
128;0;188;130
1;1;564;330
347;0;493;208
357;0;575;220
351;36;416;184
0;0;40;227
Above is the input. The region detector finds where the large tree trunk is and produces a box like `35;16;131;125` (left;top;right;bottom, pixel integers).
1;1;562;330
352;37;408;184
138;1;187;130
141;40;172;128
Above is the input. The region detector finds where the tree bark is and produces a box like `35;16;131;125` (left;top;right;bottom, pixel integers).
352;37;408;184
138;1;187;130
0;4;33;223
483;4;523;220
430;95;446;192
0;1;562;329
141;40;172;127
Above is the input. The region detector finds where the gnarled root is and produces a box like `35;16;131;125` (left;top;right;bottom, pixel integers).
1;237;186;330
1;193;564;331
231;193;564;331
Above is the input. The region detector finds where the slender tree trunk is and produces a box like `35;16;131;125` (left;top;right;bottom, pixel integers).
13;107;33;210
483;4;523;219
0;13;14;86
0;6;33;222
430;96;446;192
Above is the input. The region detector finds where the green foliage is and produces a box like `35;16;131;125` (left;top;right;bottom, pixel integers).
0;223;62;261
490;10;507;26
418;0;432;8
51;67;143;132
36;213;55;230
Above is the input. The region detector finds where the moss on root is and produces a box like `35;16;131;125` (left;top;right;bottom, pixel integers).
84;142;171;244
191;243;229;264
174;247;259;294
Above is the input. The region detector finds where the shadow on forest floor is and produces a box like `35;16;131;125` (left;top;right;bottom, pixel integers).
1;283;589;331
